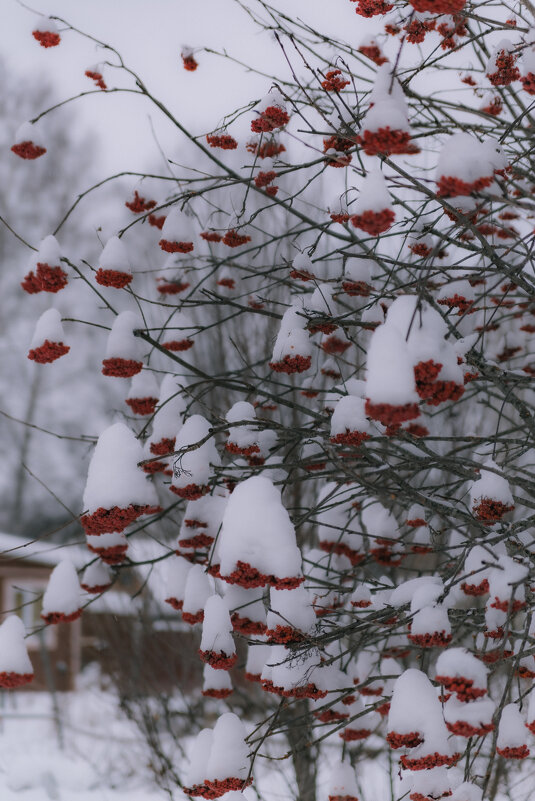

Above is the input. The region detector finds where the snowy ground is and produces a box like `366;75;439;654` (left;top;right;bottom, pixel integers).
0;667;167;801
0;662;394;801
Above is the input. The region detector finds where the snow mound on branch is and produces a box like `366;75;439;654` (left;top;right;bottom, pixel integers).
164;555;192;605
469;459;514;506
127;369;159;404
205;713;249;782
0;616;33;676
105;311;144;361
182;564;214;620
42;560;82;618
201;594;235;655
330;395;371;440
450;783;483;801
100;236;131;273
171;414;220;491
219;476;302;584
388;668;446;740
366;322;419;406
435;647;487;688
37;234;62;264
497;703;529;750
436;133;496;193
150;374;188;443
81;560;113;593
83;423;158;512
271;304;312;367
185;728;213;787
327;761;359;798
267;586;316;635
370;63;406;106
29;308;66;349
390;575;443;607
352;170;392;214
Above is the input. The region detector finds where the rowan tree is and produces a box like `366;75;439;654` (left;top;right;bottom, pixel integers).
5;2;535;801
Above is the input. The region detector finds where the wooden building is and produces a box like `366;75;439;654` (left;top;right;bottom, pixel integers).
0;533;203;694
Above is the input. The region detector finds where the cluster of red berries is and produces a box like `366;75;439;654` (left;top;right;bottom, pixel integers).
28;340;70;364
350;209;395;236
22;263;68;294
358;44;388;64
269;354;312;374
251;106;290;133
95;268;133;289
32;29;60;47
488;50;520;86
222;229;251;247
125;191;156;213
11;141;46;160
246;140;286;158
85;69;107;90
102;357;143;378
357;128;418;157
405;18;436;44
182;54;198;71
351;0;393;17
321;69;351;92
206;134;238;150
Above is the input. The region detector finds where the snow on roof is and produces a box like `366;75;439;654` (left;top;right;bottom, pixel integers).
85;590;142;616
0;532;86;569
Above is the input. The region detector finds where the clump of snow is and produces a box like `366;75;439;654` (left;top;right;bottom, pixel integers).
291;252;315;280
266;587;316;636
245;639;271;678
83;422;159;512
406;766;460;801
327;760;359;799
497;704;529;751
33;15;59;34
182;564;214;621
365;322;419;406
171;414;220;492
200;595;236;657
185;728;214;788
13;120;46;148
330;395;371;440
150;374;188;445
29;308;66;349
205;712;250;783
436;133;496;195
100;236;131;273
41;560;82;619
390;576;443;608
224;584;266;630
219;476;303;586
443;695;495;731
353;170;392;214
81;560;113;593
203;663;233;696
160;207;193;247
0;616;33;677
469;459;514;506
271;304;312;367
105;311;145;362
164;554;192;607
435;647;487;691
127;369;160;404
388;668;447;744
361;97;409;135
450;782;483;801
37;234;62;265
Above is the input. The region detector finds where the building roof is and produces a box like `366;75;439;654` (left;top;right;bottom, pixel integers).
0;532;86;568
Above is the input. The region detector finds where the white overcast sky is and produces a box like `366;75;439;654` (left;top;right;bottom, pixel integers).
4;0;360;177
